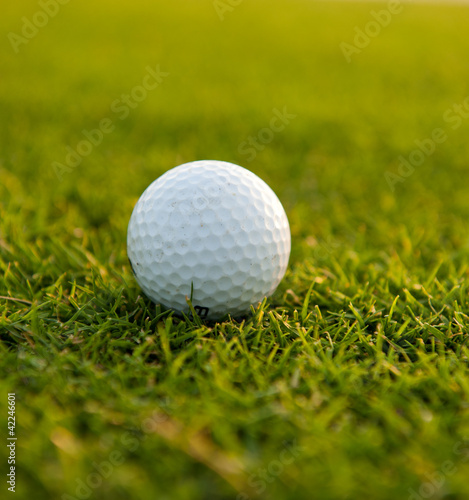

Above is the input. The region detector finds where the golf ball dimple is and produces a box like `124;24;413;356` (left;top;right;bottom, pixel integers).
127;160;291;320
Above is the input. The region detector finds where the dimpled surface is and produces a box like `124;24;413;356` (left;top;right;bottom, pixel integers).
127;160;291;320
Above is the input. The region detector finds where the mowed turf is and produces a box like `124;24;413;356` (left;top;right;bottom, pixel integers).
1;0;469;499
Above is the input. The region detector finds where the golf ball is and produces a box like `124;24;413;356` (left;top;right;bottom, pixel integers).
127;160;291;320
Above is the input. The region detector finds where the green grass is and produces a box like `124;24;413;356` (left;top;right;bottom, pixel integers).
2;0;469;498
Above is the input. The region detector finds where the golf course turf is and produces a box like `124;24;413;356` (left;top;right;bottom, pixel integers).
1;0;469;499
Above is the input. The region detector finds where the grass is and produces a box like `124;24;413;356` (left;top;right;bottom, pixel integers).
1;0;469;498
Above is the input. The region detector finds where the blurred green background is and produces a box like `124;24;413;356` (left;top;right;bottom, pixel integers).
1;0;469;499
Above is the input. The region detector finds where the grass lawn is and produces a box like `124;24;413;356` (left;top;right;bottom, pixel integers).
1;0;469;498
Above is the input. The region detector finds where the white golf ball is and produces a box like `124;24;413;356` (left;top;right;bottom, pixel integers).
127;160;291;320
